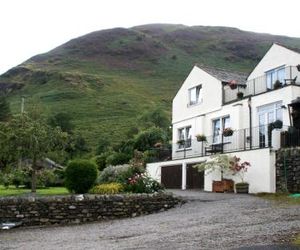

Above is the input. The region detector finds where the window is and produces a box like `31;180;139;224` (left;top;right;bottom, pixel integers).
212;116;231;144
189;85;202;105
178;126;192;149
266;67;285;89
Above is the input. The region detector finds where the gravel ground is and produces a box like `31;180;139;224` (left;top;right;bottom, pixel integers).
0;190;299;250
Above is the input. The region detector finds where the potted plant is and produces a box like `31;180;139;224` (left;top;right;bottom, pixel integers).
228;80;237;90
237;92;244;99
273;80;282;89
297;64;300;72
223;127;234;137
271;120;283;129
177;139;185;146
229;156;251;194
193;154;234;193
195;134;207;142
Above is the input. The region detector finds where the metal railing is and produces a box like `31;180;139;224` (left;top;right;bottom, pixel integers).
171;125;282;160
224;66;300;104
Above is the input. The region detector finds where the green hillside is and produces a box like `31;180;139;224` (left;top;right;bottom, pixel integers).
1;24;300;149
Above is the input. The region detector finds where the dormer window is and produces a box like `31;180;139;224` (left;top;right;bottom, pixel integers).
266;66;285;89
189;85;202;106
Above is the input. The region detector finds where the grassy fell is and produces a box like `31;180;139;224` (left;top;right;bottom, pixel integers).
1;24;300;149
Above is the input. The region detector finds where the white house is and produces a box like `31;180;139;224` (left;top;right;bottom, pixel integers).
147;43;300;193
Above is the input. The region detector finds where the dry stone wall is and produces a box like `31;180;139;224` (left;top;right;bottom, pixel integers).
276;148;300;193
0;193;182;227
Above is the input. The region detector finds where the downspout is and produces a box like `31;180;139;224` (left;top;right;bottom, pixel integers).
248;97;252;149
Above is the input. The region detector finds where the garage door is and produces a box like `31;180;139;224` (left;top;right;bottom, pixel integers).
161;165;182;189
186;164;204;189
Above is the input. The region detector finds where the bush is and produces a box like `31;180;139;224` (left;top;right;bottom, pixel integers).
97;164;144;184
93;152;110;171
106;152;131;166
89;182;124;194
125;173;163;193
65;160;98;193
134;127;168;151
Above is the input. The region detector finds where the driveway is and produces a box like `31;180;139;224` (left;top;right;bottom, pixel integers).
0;191;299;250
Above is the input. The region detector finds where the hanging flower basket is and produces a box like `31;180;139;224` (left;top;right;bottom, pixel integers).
223;128;233;137
195;134;207;142
297;64;300;72
177;139;185;145
237;92;244;99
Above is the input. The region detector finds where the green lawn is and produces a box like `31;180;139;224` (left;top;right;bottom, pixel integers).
0;185;69;197
256;193;300;205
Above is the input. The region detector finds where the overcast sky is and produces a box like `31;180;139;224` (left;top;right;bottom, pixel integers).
0;0;299;74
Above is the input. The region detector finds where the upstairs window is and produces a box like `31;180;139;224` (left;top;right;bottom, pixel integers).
189;85;202;106
178;126;192;149
266;66;285;89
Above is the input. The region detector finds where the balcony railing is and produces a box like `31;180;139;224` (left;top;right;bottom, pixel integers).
223;66;300;104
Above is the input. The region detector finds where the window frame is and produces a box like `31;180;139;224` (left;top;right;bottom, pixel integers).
265;66;285;89
177;126;192;149
188;84;202;106
212;116;231;144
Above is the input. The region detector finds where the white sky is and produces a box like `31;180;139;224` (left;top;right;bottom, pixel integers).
0;0;300;74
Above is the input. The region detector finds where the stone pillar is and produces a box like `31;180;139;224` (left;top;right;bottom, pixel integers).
182;162;187;190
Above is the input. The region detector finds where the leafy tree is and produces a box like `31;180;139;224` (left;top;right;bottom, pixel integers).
134;126;168;152
5;113;67;192
96;136;111;155
138;107;170;130
0;95;11;122
65;134;90;159
48;112;74;133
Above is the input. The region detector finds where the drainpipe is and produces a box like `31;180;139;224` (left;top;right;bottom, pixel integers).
182;162;187;190
248;97;252;149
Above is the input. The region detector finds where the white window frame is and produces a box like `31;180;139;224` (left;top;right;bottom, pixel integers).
177;126;192;149
265;66;285;89
212;116;231;144
188;85;202;106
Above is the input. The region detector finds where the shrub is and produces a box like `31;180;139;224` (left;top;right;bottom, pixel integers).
93;152;110;171
106;152;131;166
65;160;98;193
89;182;124;194
97;164;144;184
125;173;163;193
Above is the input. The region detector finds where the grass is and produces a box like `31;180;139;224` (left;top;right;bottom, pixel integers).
3;24;300;150
294;234;300;246
256;192;300;205
0;185;69;197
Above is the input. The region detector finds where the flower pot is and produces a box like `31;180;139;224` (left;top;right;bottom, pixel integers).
273;80;282;89
237;92;244;99
223;130;233;137
235;182;249;194
212;179;234;193
230;84;237;90
196;135;206;142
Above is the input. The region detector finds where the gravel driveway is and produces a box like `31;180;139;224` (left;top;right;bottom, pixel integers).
0;190;299;250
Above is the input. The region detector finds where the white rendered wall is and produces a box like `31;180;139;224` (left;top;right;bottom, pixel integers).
248;44;300;80
147;148;276;194
172;66;222;124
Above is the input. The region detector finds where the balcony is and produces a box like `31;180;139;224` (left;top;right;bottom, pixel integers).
223;66;300;104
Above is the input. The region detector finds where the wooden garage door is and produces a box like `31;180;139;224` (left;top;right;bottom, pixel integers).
186;164;204;189
161;165;182;189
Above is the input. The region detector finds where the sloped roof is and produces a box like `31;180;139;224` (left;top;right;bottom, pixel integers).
274;43;300;54
196;64;248;84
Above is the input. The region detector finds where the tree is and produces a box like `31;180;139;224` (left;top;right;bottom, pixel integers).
0;95;11;122
6;113;67;192
48;112;74;133
138;107;170;130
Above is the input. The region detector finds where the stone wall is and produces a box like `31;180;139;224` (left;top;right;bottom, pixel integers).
0;193;182;227
276;148;300;193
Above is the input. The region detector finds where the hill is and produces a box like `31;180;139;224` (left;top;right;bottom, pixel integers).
1;24;300;148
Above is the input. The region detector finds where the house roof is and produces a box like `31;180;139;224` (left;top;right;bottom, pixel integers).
274;43;300;54
195;64;248;84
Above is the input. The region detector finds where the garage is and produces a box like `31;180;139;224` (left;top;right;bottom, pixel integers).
186;164;204;189
161;165;182;189
161;164;204;189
